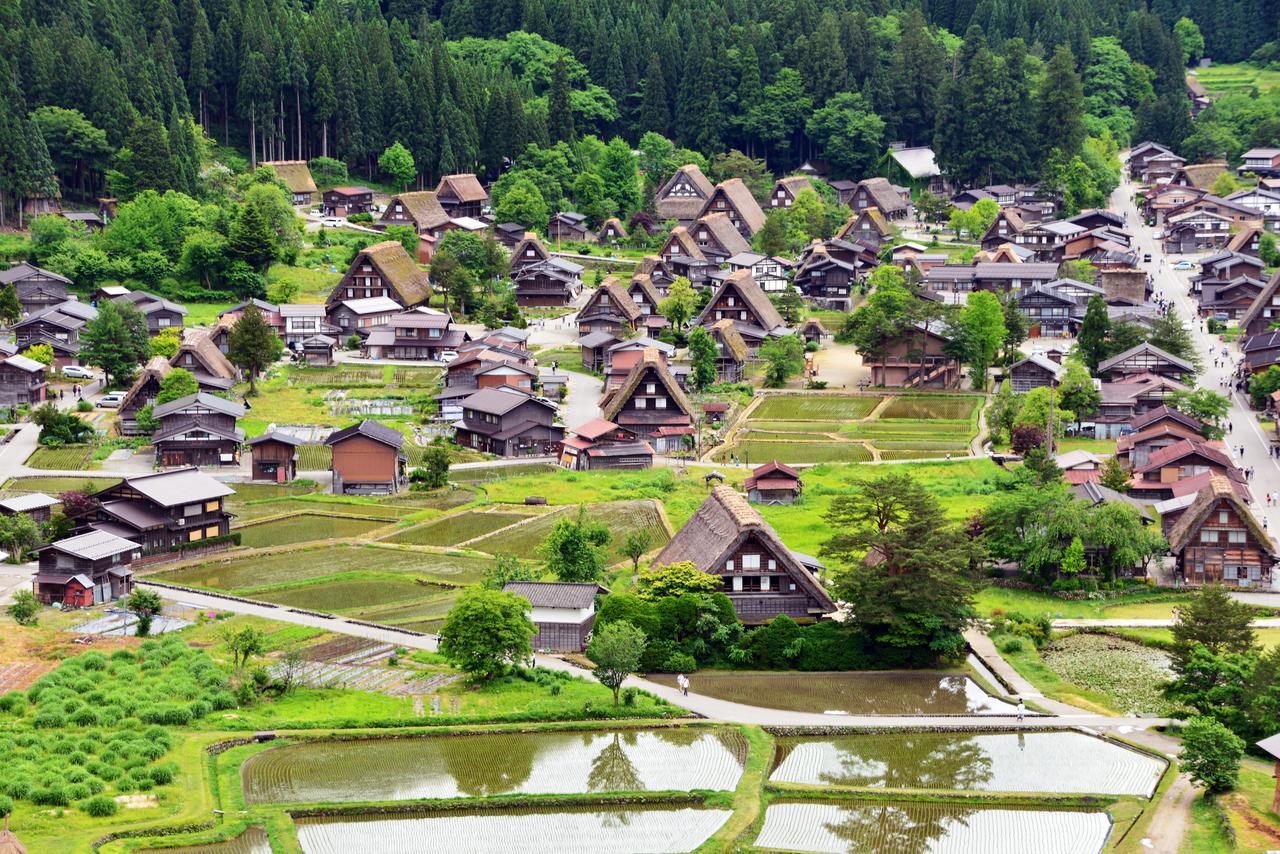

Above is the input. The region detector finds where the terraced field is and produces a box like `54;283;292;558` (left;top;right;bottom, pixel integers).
294;806;731;854
233;499;414;523
468;500;669;561
450;463;561;482
141;826;271;854
155;545;493;590
751;395;882;420
716;439;874;464
251;576;449;611
1193;64;1280;95
754;802;1112;854
385;510;537;546
243;728;748;803
880;395;980;420
237;514;392;548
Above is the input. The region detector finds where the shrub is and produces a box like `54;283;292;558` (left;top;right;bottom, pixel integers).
31;785;69;806
80;794;118;817
0;794;12;817
0;692;26;714
65;782;90;800
621;687;639;706
661;652;697;673
1;779;30;800
148;762;177;785
32;709;65;728
71;707;100;726
1001;637;1025;654
138;704;192;726
76;399;93;412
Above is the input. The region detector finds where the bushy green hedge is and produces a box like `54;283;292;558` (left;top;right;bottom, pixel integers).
0;637;233;812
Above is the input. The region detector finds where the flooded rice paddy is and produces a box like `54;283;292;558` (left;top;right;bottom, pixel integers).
770;731;1164;796
754;801;1112;854
294;805;730;853
646;670;1018;715
242;728;748;804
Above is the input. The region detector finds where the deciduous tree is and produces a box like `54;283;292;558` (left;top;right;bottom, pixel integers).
587;620;647;705
228;304;283;394
439;586;536;680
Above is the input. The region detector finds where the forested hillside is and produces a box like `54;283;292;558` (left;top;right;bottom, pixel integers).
0;0;1278;224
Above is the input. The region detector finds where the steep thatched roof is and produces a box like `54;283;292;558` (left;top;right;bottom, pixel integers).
1168;475;1274;554
694;269;786;332
653;485;835;611
710;318;750;362
174;329;237;380
856;177;908;214
262;160;317;195
359;241;431;307
628;273;662;309
702;178;766;233
601;348;692;422
119;356;173;413
663;227;707;262
696;212;752;255
656;164;715;222
382;190;450;230
1239;270;1280;333
597;217;628;240
838;208;891;241
436;173;488;202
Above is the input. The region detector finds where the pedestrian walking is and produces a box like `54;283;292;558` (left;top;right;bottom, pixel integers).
1016;699;1025;722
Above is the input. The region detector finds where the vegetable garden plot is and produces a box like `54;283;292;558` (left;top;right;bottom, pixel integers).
141;826;271;854
26;445;94;470
243;728;748;804
879;396;981;421
751;395;882;420
646;671;1016;715
156;546;493;591
296;445;333;469
384;511;534;546
754;802;1111;854
237;514;389;548
770;731;1164;796
294;806;731;854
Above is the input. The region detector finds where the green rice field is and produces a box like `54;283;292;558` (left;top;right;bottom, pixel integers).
450;463;561;482
237;514;391;548
770;731;1164;795
716;439;873;464
233;499;414;523
385;510;536;546
139;826;270;854
751;395;882;420
294;806;731;854
242;728;748;803
467;500;669;561
880;395;981;420
25;445;95;470
227;483;317;502
747;421;845;434
250;576;449;612
154;545;493;591
754;801;1111;854
297;445;333;469
1;475;119;494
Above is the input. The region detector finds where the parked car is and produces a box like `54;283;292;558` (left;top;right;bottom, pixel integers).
97;391;126;408
321;217;342;228
1174;260;1194;270
61;365;94;379
1142;253;1152;263
439;351;459;365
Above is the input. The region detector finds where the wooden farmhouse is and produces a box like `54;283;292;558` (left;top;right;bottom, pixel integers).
689;212;752;264
327;240;430;312
547;211;591;242
74;468;234;555
116;291;189;335
1116;409;1207;470
434;173;488;218
793;240;877;310
362;310;466;360
709;319;749;383
509;233;583;306
33;530;140;607
981;209;1027;250
378;190;450;244
326;419;408;495
173;329;239;392
655;163;715;225
600;348;695;453
1006;354;1064;393
1096;342;1194;383
657;227;715;286
1168;476;1276;587
850;177;909;220
837;208;893;248
866;322;962;389
321;186;375;217
262;160;317;205
0;353;47;410
696;178;766;238
745;461;803;505
0;262;70;317
1129;440;1246;502
322;291;400;339
653;485;836;624
769;176;814;208
628;274;663;317
453;387;563;457
1240;272;1280;338
504;581;607;652
119;356;173;435
13;301;96;368
693;270;789;351
151;392;245;468
559;418;654;471
1243;331;1280;374
1165;210;1232;252
597;217;628;244
576;278;644;339
248;431;303;483
0;492;57;524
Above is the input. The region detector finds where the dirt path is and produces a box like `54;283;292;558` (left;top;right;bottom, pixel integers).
1144;772;1196;852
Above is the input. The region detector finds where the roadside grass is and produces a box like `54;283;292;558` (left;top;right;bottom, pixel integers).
1215;763;1280;851
267;260;339;302
1182;793;1234;853
974;587;1197;621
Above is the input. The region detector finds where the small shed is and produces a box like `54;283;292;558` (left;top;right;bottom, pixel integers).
0;492;57;523
799;318;829;346
503;581;608;652
702;402;730;424
745;460;803;505
301;334;337;366
248;431;304;483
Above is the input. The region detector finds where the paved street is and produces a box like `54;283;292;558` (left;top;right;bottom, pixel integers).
1113;175;1280;592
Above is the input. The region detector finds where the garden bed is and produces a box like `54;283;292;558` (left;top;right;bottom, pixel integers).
26;445;95;470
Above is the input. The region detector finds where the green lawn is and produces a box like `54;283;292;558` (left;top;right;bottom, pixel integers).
975;586;1195;620
1;475;119;494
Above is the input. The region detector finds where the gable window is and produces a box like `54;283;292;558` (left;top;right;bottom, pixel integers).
741;554;760;570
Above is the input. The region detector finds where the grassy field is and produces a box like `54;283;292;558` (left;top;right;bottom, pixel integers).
183;302;236;326
153;544;494;590
233;497;416;523
25;445;95;470
1193;63;1280;95
237;513;392;548
385;510;537;546
974;586;1198;620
